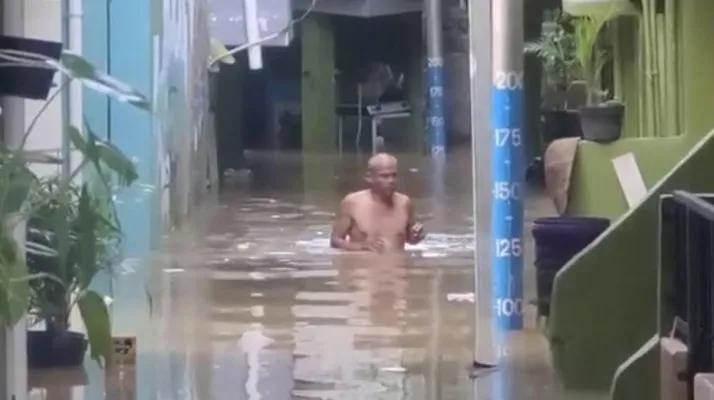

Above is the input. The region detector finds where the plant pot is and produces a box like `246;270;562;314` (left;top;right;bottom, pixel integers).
531;217;610;317
27;330;87;369
541;109;582;144
577;103;625;143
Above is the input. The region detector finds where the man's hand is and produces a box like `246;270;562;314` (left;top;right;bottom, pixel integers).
363;238;386;252
408;222;426;244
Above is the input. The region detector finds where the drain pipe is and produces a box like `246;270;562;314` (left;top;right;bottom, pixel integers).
61;0;82;179
1;1;28;399
60;0;71;179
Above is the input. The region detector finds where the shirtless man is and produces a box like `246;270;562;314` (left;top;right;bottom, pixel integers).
330;153;426;252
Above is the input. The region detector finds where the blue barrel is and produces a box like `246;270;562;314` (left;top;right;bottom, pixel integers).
532;217;610;317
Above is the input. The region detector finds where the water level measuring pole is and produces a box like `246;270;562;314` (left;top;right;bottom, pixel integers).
491;0;525;331
425;0;447;223
425;0;446;157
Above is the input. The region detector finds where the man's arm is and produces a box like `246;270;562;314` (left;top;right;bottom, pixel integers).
405;197;425;244
331;198;366;251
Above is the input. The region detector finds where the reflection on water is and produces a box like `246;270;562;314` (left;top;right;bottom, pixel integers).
29;151;604;400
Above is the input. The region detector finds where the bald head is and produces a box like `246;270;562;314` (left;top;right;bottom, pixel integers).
365;153;398;196
367;153;398;173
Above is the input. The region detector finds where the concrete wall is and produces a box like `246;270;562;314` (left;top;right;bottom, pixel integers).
550;0;714;392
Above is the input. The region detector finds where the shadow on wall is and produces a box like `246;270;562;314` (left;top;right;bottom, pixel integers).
548;131;710;393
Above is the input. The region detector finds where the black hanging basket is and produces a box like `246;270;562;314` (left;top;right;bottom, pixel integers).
577;103;625;143
531;217;610;317
27;330;88;369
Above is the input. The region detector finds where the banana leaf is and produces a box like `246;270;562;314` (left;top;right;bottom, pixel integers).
52;51;150;112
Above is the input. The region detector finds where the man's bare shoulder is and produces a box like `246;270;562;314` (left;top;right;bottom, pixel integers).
341;190;370;204
394;192;412;206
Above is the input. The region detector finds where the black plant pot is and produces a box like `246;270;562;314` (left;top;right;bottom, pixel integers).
577;103;625;143
27;330;88;369
541;109;582;144
531;217;610;317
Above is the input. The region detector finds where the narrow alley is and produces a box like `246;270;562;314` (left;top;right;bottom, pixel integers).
27;151;607;399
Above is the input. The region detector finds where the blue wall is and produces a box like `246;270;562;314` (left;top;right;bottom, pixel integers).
82;0;156;397
82;0;154;302
108;0;154;259
83;0;155;263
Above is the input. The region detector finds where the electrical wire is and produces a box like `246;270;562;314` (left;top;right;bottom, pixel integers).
208;0;320;68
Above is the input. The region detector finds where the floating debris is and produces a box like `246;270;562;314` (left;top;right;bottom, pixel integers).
447;292;475;303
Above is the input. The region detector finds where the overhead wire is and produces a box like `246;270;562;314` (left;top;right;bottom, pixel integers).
208;0;320;68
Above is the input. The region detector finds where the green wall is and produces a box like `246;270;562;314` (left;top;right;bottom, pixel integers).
550;129;714;391
567;137;688;218
568;0;714;219
550;0;714;393
680;0;714;139
301;14;336;153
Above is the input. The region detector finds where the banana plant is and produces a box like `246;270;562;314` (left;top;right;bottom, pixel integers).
0;47;148;367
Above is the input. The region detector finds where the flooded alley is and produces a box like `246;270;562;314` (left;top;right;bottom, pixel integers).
29;151;604;400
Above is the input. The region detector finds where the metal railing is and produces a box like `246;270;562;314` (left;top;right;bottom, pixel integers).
666;191;714;399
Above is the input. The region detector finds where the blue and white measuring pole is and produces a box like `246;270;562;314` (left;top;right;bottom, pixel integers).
491;0;525;331
425;0;447;220
425;0;446;156
427;56;446;156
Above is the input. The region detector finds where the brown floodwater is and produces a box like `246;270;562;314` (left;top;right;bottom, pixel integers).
28;150;606;400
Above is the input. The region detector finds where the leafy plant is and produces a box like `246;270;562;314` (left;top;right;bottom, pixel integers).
26;178;121;365
526;8;626;107
525;9;579;101
0;47;147;366
570;7;626;106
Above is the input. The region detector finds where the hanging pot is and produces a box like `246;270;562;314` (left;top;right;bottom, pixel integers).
577;102;625;143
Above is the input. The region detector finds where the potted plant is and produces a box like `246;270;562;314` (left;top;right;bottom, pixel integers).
527;7;629;143
525;9;582;143
570;8;627;142
0;47;147;370
0;36;231;372
25;176;124;368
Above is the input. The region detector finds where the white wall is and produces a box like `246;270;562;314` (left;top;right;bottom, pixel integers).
20;0;83;178
22;0;63;177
